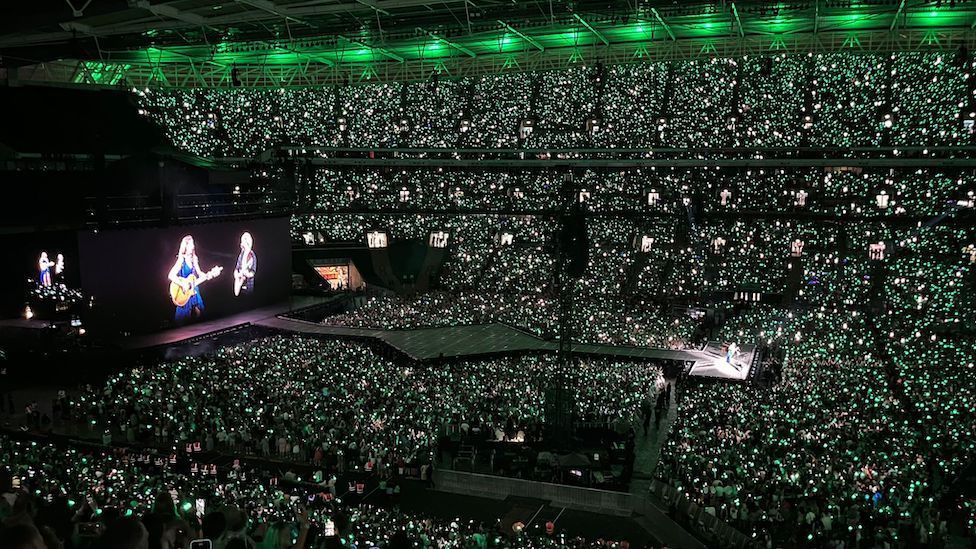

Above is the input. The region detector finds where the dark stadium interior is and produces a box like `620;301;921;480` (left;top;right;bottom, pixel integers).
1;1;976;549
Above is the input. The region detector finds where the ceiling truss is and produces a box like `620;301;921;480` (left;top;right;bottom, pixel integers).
4;1;976;89
9;28;973;90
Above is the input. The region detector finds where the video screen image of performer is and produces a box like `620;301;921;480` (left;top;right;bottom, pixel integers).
234;231;257;296
168;235;222;322
38;252;53;287
54;253;65;282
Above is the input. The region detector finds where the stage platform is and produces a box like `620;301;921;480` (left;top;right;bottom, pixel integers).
0;318;52;330
255;316;756;379
112;296;331;350
684;342;757;381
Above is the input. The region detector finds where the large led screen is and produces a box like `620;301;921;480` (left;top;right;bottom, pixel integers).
78;217;290;333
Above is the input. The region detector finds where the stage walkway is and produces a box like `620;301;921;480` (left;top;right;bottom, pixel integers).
255;317;756;379
112;296;331;350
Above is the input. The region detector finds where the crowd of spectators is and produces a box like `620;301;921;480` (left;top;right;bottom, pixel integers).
287;166;975;218
653;223;975;545
0;434;639;549
70;337;660;473
137;52;976;157
8;51;973;548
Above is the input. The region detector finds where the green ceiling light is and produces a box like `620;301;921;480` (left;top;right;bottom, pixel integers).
420;29;476;58
497;20;545;51
261;41;334;67
650;8;677;41
153;46;227;68
572;13;610;46
338;35;405;63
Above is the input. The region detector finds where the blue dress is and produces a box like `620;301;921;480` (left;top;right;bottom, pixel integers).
175;258;204;321
39;262;51;286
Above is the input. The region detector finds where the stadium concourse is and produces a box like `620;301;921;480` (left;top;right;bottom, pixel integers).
2;1;976;548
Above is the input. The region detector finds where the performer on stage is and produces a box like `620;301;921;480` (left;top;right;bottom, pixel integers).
726;342;739;364
54;253;65;284
168;235;221;322
234;231;257;296
38;252;53;287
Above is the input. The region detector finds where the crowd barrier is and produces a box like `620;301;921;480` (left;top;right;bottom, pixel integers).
649;479;753;549
433;469;633;516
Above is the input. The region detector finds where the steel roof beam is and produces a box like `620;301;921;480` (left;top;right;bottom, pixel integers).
814;0;819;34
234;0;316;27
354;0;392;16
731;3;744;38
339;35;405;62
891;0;906;31
420;29;476;57
497;20;544;51
650;8;676;41
29;0;473;44
572;13;609;45
262;41;335;66
136;2;206;25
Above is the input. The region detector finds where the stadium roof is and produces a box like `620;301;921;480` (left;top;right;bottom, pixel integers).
2;0;975;88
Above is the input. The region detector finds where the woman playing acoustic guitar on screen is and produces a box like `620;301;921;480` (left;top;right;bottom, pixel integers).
168;235;222;322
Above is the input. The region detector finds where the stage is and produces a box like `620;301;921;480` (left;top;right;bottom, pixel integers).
683;341;756;381
110;296;331;350
1;298;755;382
256;316;757;380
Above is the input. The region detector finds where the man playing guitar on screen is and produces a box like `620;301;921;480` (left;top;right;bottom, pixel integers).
234;231;257;296
168;235;222;322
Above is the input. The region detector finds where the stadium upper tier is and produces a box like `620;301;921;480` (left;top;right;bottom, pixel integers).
136;52;976;159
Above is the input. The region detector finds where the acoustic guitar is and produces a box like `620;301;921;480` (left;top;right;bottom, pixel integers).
234;253;255;296
170;266;223;307
234;270;249;297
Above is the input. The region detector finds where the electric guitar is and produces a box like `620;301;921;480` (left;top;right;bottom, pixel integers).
170;266;223;307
